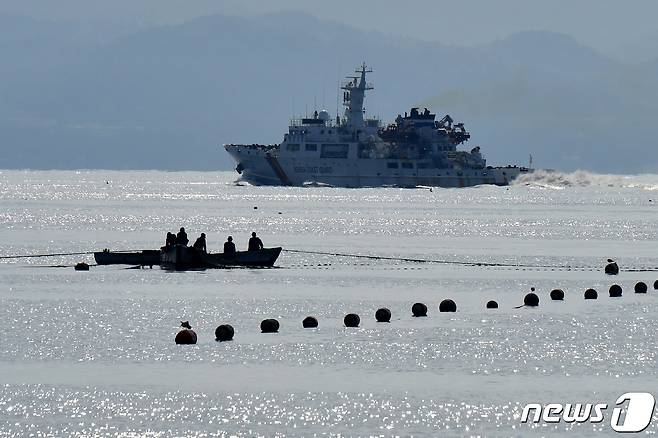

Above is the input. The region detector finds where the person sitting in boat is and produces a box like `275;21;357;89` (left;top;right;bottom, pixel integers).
165;232;176;246
223;236;236;257
176;227;189;246
248;232;263;251
193;233;207;253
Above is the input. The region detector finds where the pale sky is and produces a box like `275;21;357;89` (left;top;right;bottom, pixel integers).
2;0;658;59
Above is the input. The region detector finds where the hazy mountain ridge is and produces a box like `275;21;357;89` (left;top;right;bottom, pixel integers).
1;12;657;172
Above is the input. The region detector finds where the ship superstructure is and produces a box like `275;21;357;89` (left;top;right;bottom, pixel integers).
224;63;529;187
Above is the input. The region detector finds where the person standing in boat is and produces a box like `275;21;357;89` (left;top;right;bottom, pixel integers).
248;232;263;251
176;227;189;246
165;232;176;246
193;233;207;253
223;236;236;257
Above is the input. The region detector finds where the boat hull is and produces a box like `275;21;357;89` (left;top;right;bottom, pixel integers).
94;250;161;266
159;245;282;270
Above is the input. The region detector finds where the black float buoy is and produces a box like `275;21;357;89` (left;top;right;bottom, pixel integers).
609;284;623;297
344;313;360;327
375;308;391;322
584;288;598;300
74;262;89;271
302;316;318;328
604;259;619;275
486;300;498;309
411;302;428;317
524;293;540;307
634;282;648;294
260;318;279;333
550;289;565;301
654;280;658;290
214;324;234;342
175;321;197;345
439;299;457;312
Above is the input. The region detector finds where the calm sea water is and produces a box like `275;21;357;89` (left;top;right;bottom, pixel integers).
1;169;658;437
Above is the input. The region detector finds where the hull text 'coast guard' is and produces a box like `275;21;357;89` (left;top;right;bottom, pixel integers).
224;64;530;188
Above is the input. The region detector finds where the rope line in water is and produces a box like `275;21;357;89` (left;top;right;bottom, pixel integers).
284;248;577;268
284;248;465;265
283;249;658;272
0;251;96;259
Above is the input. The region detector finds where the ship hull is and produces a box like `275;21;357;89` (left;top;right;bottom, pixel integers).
226;146;529;188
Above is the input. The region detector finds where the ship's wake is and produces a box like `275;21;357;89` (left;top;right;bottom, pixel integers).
513;169;658;190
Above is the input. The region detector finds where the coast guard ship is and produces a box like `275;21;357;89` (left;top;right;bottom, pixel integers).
224;64;530;187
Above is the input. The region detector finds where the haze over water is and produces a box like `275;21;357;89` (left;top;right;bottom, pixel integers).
1;169;658;436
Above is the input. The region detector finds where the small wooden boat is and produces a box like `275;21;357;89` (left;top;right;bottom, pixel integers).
160;244;282;270
94;249;161;267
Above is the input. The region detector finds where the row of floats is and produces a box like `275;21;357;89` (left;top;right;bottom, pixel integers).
174;280;658;344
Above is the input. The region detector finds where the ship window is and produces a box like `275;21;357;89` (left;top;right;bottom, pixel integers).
321;143;348;159
305;144;317;151
387;162;399;169
401;162;413;169
417;162;430;169
286;143;300;152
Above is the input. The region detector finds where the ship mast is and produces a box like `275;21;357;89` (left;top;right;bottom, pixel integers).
341;62;373;128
